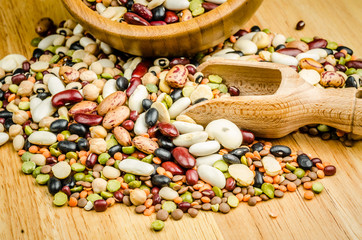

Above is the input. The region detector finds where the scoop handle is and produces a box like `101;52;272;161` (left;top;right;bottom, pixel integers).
182;87;361;138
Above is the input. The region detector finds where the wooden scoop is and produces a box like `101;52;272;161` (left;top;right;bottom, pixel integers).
182;59;362;138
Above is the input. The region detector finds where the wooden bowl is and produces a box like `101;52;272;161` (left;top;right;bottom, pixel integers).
61;0;263;57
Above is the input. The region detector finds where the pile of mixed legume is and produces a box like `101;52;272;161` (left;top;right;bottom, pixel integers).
81;0;225;26
0;18;357;232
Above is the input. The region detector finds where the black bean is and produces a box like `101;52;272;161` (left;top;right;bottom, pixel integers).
253;170;264;188
152;5;165;21
77;138;89;151
229;147;250;158
170;89;182;102
158;136;175;150
270;145;291;157
250;25;261;32
295;20;305;30
23;140;32;151
115;76;129;91
69;41;84;50
142;99;153;111
151;175;171;187
193;98;208;104
145;108;159;127
0;90;4;100
125;0;134;10
50;119;69;133
4;118;15;131
48;177;62;195
322;48;333;55
61;176;76;188
13;68;25;75
222;154;241;164
297;154;313;169
251;142;264;152
275;44;286;51
58;141;77;153
32;48;44;59
345;76;358;88
336;46;353;55
154;148;172;161
0;110;13;119
108;144;122;157
69;123;87;137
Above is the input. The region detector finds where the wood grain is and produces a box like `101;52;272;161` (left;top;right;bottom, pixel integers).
61;0;263;57
0;0;362;240
183;60;362;138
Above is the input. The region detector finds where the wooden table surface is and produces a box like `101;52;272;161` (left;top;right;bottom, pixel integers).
1;0;361;239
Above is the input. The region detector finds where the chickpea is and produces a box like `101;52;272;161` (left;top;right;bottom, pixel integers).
9;124;23;139
89;138;107;154
89;125;107;139
83;84;100;101
12;110;29;125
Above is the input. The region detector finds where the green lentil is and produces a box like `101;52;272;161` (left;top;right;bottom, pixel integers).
142;154;154;164
24;125;33;136
285;37;295;43
114;160;121;169
312;182;324;193
294;168;306;178
70;186;83;192
21;152;33;162
31;37;42;47
36;174;50;185
223;172;231;179
190;0;201;11
192;7;204;17
87;193;103;203
208;75;223;84
212;186;223;197
286;162;297;172
164;95;173;108
267;46;275;53
339;57;346;65
9;84;18;93
227;195;239;208
97;95;103;104
317;124;330;132
18;101;30;110
146;83;158;93
161;201;177;213
300;37;313;43
74;172;85;181
66;151;78;160
218;84;228;93
122;146;135;154
127;156;138;160
151;220;165;231
53;192;68;206
124;173;136;183
32;166;42;178
84;174;94;182
345;54;352;62
101;191;114;199
61;130;70;139
206;83;219;90
49;54;60;64
22;161;36;174
45;46;55;54
261;183;275;199
211;204;219;212
357;69;362;77
213;160;228;172
106;139;118;150
345;68;357;75
98;153;110;165
139;185;150;191
169;182;177;189
128;180;141;189
101;72;113;79
326;41;338;50
254;187;263;196
71;163;86;172
262;28;271;34
35;72;43;80
241;156;248;165
50;147;61;157
181;191;193;203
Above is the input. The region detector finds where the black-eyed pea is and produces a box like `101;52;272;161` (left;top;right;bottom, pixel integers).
83;84;100;101
65;82;82;90
90;125;107;139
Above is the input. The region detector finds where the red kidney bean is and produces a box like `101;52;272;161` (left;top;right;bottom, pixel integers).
132;61;150;78
225;177;236;191
86;153;98;168
178;202;191;212
0;118;5;124
186;65;196;75
22;61;30;72
164;11;178;24
201;189;215;198
185;169;198;186
162;161;184;175
228;86;240;96
52;89;83;107
335;64;346;72
94;199;108;212
150;21;167;26
132;3;153;21
11;74;27;85
152;193;161;205
148;125;159;138
138;152;147;159
295;20;305;30
126;77;141;97
151;187;160;195
61;186;71;197
122;120;134;131
241;130;255;144
172;147;196;169
169;57;190;68
324;165;336;176
202;2;219;11
158;122;179;138
311;158;322;166
234;29;248;37
114;191;124;202
346;60;362;69
118;0;127;4
276;48;303;57
124;12;151;26
129;110;139;122
46;156;58;164
334;52;345;59
74;113;103;126
308;39;328;49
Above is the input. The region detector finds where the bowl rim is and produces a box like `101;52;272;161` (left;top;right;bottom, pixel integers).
62;0;249;40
